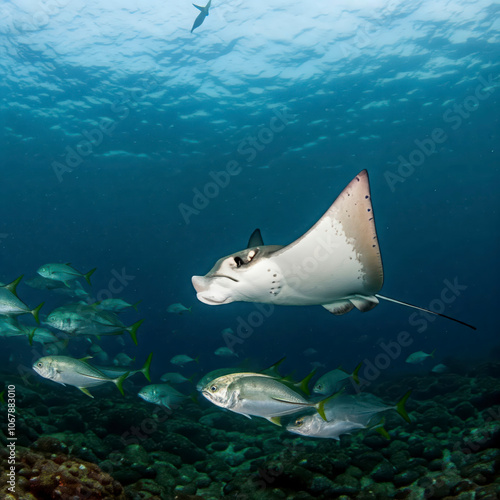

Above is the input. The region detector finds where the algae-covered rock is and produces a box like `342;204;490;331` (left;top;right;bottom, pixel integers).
309;474;337;495
123;443;151;464
393;469;420;487
353;451;384;473
328;472;360;495
160;433;207;463
371;459;395;482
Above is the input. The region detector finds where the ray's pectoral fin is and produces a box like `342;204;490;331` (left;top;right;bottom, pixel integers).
272;169;384;301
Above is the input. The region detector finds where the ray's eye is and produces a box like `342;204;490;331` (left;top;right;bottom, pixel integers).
295;418;304;427
234;257;244;268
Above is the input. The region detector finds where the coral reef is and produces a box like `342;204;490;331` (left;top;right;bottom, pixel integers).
0;440;125;499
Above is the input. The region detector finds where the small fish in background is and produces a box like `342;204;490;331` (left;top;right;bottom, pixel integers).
167;303;192;315
25;276;89;299
310;361;327;370
44;305;144;345
88;343;109;364
25;275;67;291
287;415;366;440
303;348;318;357
32;355;129;397
170;354;199;366
0;316;23;337
116;336;126;348
313;363;363;395
138;384;186;409
97;298;140;313
44;342;67;356
406;350;435;364
98;353;152;382
286;392;411;439
21;326;61;346
37;263;96;287
191;0;211;33
431;363;449;373
0;276;44;323
1;320;60;347
113;352;135;367
55;280;89;299
160;372;193;384
214;347;238;358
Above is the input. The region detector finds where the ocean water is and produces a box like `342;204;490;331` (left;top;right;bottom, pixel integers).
1;0;499;498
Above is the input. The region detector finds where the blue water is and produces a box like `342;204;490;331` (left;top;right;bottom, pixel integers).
1;0;499;385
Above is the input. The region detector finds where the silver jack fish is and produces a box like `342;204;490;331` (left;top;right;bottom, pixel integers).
0;276;44;323
33;355;129;398
201;372;330;424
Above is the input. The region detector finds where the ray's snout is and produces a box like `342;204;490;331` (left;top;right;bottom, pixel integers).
192;275;209;293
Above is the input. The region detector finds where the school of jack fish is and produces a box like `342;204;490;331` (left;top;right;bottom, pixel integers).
2;171;476;442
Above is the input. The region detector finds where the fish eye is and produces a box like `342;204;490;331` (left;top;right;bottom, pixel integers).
234;257;244;268
37;362;43;368
248;250;256;260
295;418;304;427
316;384;322;390
210;385;217;392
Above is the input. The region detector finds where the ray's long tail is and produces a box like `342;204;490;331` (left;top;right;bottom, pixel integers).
375;294;477;330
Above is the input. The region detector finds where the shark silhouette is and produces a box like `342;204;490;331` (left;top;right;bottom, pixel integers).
191;0;211;33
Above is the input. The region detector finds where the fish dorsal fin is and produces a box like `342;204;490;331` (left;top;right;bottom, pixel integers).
3;275;24;296
79;356;93;362
247;228;264;248
261;356;286;377
273;170;384;297
317;387;346;420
